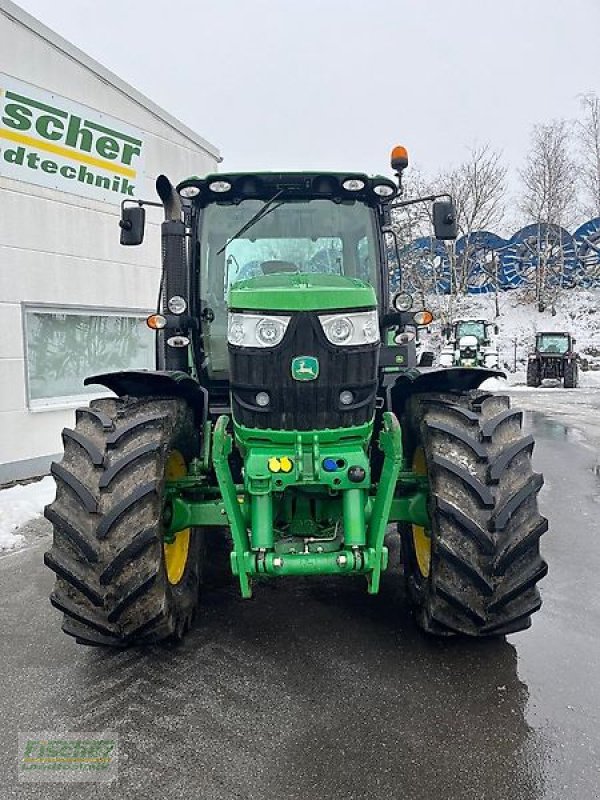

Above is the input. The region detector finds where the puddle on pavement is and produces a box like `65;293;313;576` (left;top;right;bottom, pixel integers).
526;410;574;442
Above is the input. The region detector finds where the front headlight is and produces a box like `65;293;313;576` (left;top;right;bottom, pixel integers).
319;310;380;346
228;313;291;348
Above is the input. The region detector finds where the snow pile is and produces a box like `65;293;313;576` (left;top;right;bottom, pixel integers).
420;288;600;380
0;476;55;551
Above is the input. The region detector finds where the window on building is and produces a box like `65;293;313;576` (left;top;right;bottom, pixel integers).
24;307;154;408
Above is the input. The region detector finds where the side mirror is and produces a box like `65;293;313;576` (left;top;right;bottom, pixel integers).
442;324;451;338
494;325;499;335
433;200;457;240
572;337;577;345
119;205;146;246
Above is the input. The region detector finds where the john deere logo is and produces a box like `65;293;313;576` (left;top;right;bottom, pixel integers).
291;356;319;381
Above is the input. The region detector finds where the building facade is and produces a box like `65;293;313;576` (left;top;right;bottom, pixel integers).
0;0;220;483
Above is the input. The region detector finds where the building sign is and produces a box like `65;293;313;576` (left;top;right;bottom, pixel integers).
0;74;145;203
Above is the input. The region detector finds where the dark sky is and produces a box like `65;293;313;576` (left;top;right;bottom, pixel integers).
13;0;600;188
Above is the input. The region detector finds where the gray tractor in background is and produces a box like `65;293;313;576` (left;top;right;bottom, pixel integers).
526;332;579;388
439;319;499;369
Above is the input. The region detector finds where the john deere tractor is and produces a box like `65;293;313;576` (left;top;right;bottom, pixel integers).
44;147;547;646
440;319;499;369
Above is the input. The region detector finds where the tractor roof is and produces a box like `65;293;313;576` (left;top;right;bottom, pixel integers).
176;171;398;205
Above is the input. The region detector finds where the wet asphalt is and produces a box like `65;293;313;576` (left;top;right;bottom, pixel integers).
0;397;599;800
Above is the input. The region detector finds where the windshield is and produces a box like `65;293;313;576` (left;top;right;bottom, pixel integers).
198;199;380;378
456;321;486;341
537;334;569;354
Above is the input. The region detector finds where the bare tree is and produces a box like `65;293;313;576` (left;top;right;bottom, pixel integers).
442;144;507;236
388;169;437;293
432;144;507;295
519;120;578;305
520;119;577;227
577;93;600;219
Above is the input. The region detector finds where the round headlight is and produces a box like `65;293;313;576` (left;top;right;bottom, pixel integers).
167;295;187;314
342;178;366;192
179;185;201;198
255;391;270;407
228;321;245;345
372;183;395;197
392;292;413;312
339;390;354;406
208;180;232;193
256;318;286;347
328;316;354;344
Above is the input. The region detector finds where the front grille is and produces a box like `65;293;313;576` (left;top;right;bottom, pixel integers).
230;312;379;430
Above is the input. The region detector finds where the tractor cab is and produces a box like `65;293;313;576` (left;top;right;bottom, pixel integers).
455;320;488;342
535;332;572;355
192;172;391;393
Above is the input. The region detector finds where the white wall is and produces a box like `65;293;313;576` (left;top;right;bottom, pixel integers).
0;2;219;481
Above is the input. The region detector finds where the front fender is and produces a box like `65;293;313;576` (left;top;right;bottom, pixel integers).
390;366;505;405
84;369;207;422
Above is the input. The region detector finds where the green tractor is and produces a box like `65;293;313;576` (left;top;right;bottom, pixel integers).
44;147;547;646
526;332;579;388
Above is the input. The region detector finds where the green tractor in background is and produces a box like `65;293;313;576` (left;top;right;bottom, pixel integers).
44;147;547;646
439;319;500;369
526;332;579;388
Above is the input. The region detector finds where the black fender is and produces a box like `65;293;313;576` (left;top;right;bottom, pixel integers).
388;366;505;409
84;370;207;424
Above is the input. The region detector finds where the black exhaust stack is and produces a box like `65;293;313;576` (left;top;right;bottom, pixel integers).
156;175;189;372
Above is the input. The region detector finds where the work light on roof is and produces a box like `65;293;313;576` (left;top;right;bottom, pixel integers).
179;185;201;198
372;183;395;197
208;180;232;193
342;178;366;192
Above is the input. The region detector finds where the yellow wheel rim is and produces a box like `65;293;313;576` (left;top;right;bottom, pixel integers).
163;450;191;585
412;447;431;578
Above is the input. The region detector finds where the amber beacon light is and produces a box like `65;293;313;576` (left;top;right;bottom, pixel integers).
391;145;409;173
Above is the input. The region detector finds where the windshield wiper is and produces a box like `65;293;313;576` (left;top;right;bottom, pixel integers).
217;190;284;255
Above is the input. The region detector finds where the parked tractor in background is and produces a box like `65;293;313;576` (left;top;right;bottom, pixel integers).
43;146;547;648
439;319;499;369
527;332;578;388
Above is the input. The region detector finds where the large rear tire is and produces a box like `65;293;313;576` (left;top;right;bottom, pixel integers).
44;396;203;646
563;361;578;388
400;391;548;636
526;360;541;387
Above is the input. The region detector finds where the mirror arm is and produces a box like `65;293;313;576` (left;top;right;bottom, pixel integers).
119;198;163;230
389;192;452;210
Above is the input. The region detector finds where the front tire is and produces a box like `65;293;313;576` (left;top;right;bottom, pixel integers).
44;396;203;646
400;391;548;636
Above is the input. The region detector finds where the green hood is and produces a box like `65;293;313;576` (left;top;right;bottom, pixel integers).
228;272;377;312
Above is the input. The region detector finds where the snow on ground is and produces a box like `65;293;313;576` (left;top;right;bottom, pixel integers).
421;288;600;373
0;476;55;552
